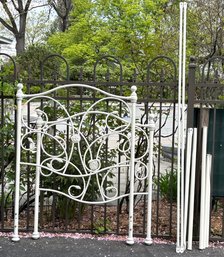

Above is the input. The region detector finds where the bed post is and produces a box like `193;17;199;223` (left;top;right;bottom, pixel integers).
12;83;23;242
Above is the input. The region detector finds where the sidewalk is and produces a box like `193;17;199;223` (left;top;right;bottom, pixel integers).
0;236;224;257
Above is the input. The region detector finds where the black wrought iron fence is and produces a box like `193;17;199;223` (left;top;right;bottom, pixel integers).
0;53;17;230
3;53;224;241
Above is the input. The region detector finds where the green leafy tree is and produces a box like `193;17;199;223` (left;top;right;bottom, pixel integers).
50;0;73;32
48;0;170;79
16;43;65;81
48;0;224;76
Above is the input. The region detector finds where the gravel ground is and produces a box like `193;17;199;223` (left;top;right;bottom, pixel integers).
0;235;224;257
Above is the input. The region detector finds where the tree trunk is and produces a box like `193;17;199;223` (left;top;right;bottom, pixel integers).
61;16;68;32
15;34;25;55
16;12;27;55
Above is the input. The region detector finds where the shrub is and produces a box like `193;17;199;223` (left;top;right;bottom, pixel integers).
156;169;177;202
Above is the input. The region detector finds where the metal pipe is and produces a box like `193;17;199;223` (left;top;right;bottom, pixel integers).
199;126;208;250
180;3;188;252
176;2;183;252
204;154;212;248
126;86;137;245
32;110;43;240
187;128;197;250
12;84;24;242
145;115;155;245
183;128;193;248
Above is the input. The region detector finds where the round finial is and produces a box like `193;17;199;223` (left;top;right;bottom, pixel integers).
148;113;156;130
35;109;44;128
16;83;24;99
189;56;196;63
36;109;42;117
189;56;196;68
17;83;23;90
131;85;137;93
130;85;137;102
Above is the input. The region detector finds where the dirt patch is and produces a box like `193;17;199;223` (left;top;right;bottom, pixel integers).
1;198;223;240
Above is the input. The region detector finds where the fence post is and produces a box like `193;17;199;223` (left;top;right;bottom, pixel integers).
187;56;196;129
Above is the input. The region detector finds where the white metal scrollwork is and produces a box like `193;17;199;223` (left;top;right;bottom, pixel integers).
12;83;155;246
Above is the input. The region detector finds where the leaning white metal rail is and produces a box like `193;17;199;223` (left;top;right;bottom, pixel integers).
12;83;155;245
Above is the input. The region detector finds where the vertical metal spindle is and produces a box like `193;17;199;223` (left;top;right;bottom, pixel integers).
32;110;43;239
126;85;137;245
183;128;193;247
187;128;198;250
199;126;208;249
145;115;155;245
156;91;163;237
26;82;31;230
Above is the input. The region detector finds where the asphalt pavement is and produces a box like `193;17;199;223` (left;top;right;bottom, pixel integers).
0;237;224;257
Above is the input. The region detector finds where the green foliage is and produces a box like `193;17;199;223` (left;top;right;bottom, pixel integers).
56;198;79;220
0;82;16;96
48;0;170;80
0;57;17;90
155;169;177;202
0;113;16;212
47;0;224;81
0;114;15;170
16;44;64;81
93;217;112;234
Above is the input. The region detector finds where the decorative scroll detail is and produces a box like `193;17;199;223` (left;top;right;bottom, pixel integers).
19;85;154;205
71;134;81;143
88;159;101;172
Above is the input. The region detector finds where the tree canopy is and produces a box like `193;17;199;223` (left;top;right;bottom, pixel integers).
48;0;171;78
47;0;224;75
1;0;224;74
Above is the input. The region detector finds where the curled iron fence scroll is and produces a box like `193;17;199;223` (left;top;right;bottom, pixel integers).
12;83;155;245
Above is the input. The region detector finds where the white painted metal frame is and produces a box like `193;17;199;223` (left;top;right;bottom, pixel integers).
176;1;187;253
12;83;155;245
187;128;197;250
183;128;193;247
199;127;211;250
